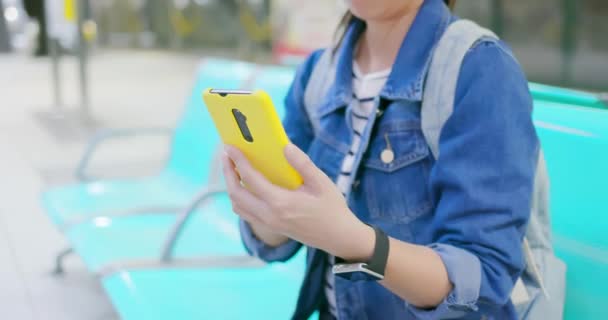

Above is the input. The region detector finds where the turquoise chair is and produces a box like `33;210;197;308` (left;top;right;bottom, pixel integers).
533;101;608;320
67;65;307;319
41;59;256;233
61;64;297;274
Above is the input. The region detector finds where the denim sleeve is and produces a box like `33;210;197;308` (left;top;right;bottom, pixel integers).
239;49;324;262
407;41;538;319
239;220;302;262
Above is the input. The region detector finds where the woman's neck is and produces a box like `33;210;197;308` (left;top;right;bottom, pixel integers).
355;1;423;74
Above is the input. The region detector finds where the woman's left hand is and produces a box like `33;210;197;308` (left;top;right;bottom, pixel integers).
222;143;374;261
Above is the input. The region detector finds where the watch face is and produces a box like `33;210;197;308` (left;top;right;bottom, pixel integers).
332;263;384;281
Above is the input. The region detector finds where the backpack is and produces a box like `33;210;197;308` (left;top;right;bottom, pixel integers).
303;19;566;319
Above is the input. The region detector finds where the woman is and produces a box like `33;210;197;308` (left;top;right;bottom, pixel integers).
222;0;538;319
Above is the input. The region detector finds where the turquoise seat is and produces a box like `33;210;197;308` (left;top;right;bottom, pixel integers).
41;59;256;227
102;251;306;320
42;173;199;227
533;101;608;320
67;195;243;272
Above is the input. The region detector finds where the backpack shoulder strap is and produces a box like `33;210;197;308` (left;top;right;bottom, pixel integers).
303;48;335;136
422;19;497;159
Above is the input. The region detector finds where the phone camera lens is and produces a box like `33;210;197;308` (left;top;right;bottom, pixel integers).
232;108;254;143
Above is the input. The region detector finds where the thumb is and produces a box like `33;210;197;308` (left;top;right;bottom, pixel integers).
284;143;323;188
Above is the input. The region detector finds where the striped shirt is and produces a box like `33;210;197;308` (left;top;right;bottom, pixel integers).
324;62;391;318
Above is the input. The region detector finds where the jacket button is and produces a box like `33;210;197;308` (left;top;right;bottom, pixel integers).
353;179;361;189
381;149;394;164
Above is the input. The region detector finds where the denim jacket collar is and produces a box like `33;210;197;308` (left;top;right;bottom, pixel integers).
318;0;452;117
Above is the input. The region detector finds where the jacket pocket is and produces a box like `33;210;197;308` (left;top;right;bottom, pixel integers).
362;122;432;225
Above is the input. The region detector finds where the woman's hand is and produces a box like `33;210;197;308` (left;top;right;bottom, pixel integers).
222;143;375;261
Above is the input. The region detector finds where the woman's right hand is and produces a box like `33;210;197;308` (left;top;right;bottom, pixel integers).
221;144;374;262
221;151;290;247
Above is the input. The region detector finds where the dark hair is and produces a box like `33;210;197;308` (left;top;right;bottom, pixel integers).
445;0;457;10
333;0;457;54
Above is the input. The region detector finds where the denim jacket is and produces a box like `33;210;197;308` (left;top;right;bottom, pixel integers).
240;0;538;319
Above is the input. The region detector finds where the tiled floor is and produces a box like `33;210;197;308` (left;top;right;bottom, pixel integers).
0;49;208;319
0;142;118;319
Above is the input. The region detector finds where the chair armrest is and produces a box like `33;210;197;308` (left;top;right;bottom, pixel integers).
76;127;173;182
98;255;264;278
160;186;228;262
94;187;263;278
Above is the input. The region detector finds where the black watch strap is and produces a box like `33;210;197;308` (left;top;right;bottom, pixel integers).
365;225;390;277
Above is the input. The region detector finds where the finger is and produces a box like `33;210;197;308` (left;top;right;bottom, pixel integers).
222;152;272;222
224;145;285;201
284;143;324;189
222;153;241;190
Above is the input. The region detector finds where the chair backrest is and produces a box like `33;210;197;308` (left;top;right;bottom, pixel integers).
166;59;255;184
530;83;607;110
245;64;297;119
533;101;608;320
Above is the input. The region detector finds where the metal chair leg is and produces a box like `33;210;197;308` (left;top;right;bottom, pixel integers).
52;247;74;275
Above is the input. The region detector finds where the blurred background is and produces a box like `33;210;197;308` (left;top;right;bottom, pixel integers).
0;0;606;319
3;0;608;87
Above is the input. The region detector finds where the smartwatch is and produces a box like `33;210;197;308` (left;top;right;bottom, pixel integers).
332;225;390;281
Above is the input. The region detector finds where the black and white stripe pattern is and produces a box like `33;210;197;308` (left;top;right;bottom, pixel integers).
324;62;390;318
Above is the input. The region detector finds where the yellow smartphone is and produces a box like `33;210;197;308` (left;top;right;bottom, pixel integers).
203;88;303;190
